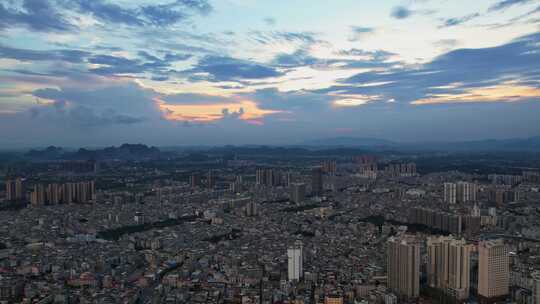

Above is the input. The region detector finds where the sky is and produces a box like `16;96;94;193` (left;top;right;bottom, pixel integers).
0;0;539;147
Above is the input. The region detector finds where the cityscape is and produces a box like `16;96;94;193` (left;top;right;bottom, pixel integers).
1;0;540;303
1;145;540;303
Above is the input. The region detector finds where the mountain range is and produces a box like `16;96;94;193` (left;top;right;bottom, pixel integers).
301;136;540;152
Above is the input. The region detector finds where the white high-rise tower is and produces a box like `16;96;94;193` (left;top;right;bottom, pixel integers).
287;240;303;281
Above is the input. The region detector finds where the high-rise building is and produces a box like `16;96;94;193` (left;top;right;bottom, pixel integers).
231;175;243;193
408;208;462;235
523;171;540;183
285;172;293;187
488;174;522;186
287;241;303;281
256;169;265;185
256;168;280;187
30;181;94;205
14;178;23;201
47;184;60;204
359;162;378;177
5;178;23;201
207;170;215;189
464;215;481;236
387;235;421;299
290;183;306;204
5;179;14;201
245;201;258;217
30;184;46;206
457;182;478;203
190;173;200;189
311;166;323;196
427;236;473;300
384;162;417;177
489;187;520;206
322;160;337;175
478;239;509;301
444;183;457;204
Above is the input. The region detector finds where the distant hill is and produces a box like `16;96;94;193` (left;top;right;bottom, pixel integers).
25;146;64;159
412;136;540;152
24;143;163;161
301;136;540;152
302;137;397;147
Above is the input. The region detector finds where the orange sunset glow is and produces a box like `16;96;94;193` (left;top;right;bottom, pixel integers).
156;98;281;123
412;84;540;105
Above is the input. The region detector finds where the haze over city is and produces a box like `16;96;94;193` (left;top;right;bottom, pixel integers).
0;0;539;147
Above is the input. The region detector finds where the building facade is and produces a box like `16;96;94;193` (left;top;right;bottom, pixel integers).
387;235;421;299
478;239;509;301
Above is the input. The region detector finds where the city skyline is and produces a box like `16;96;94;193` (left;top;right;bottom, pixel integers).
0;0;539;147
2;142;540;302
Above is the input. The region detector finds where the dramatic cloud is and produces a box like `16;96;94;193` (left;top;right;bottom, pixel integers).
0;0;74;32
440;13;480;28
161;93;231;105
411;83;540;105
65;0;212;27
245;88;331;112
18;83;162;129
391;6;413;19
249;31;322;46
0;1;539;146
489;0;533;12
158;99;281;123
188;56;284;82
334;32;540;105
337;49;396;61
348;26;375;41
271;50;319;68
0;44;90;63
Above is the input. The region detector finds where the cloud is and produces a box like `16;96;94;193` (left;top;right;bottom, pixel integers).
0;0;75;32
391;6;413;19
157;97;281;123
440;13;480;28
271;49;319;68
264;17;276;26
337;49;396;61
0;45;190;78
245;88;332;112
249;31;323;47
329;48;401;69
489;0;533;12
509;5;540;22
188;56;284;82
1;0;216;48
140;4;186;26
161;93;232;105
0;44;190;79
30;83;160;126
326;32;540;106
65;0;212;27
411;82;540;105
0;44;90;63
67;0;143;26
433;39;461;51
140;0;212;26
348;26;375;41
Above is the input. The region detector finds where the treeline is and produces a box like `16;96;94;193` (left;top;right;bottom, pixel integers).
96;214;198;241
